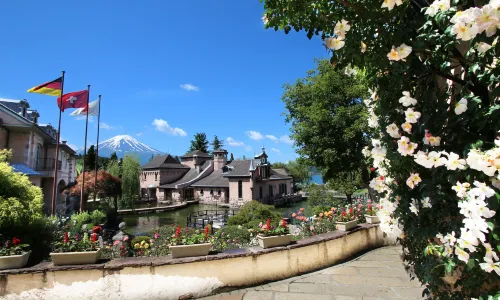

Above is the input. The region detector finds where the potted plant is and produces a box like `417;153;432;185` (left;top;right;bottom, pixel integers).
50;226;102;265
335;207;358;231
169;225;212;258
364;202;380;224
257;218;291;249
0;237;31;270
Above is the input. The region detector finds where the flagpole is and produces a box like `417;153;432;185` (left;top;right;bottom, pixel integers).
80;85;91;212
93;95;102;203
50;71;65;216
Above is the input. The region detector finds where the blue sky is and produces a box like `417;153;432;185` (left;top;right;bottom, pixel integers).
0;1;327;162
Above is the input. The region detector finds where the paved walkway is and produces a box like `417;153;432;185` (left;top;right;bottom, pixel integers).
200;246;426;300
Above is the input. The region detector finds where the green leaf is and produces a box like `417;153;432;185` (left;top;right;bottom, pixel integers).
487;222;495;231
467;258;475;269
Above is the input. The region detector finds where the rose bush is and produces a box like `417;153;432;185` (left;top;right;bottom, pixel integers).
262;0;500;297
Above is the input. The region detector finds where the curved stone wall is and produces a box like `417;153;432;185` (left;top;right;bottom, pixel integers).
0;224;383;300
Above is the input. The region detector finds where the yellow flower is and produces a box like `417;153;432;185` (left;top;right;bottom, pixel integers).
144;243;149;249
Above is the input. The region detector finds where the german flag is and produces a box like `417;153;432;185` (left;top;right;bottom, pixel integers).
27;76;63;96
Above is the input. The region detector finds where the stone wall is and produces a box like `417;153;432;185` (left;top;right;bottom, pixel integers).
0;224;384;300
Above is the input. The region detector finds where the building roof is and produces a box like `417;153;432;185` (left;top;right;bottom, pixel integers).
141;154;189;170
159;160;211;188
11;163;41;176
267;169;293;180
223;159;260;177
272;168;290;177
0;98;29;115
181;150;211;158
191;168;229;188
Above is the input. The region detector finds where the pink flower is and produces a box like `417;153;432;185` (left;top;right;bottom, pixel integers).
154;233;160;239
113;240;120;246
123;236;129;241
367;199;372;203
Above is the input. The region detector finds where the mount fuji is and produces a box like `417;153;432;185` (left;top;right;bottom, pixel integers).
79;135;164;164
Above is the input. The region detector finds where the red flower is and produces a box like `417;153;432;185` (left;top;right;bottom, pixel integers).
93;226;102;233
380;176;385;180
367;203;372;212
266;218;271;231
12;237;21;246
349;207;353;215
175;226;181;238
204;225;209;239
63;232;69;243
281;218;287;228
370;167;375;171
91;233;98;243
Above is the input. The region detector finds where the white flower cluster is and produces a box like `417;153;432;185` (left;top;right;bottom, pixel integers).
450;0;500;41
406;173;422;189
326;19;351;50
439;181;499;275
365;89;380;129
381;0;403;11
425;0;451;17
414;150;467;171
344;63;357;77
466;140;500;188
387;44;412;61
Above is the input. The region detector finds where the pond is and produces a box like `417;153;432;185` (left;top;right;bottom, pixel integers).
123;201;309;235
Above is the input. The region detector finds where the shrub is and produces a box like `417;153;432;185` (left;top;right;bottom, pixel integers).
69;212;91;233
90;209;106;225
212;225;254;251
227;201;282;227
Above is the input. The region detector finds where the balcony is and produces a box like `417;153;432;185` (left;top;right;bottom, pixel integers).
34;158;62;171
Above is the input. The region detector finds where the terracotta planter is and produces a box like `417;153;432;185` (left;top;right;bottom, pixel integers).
50;249;100;266
170;243;211;259
365;215;380;224
257;234;292;249
336;219;358;231
0;251;31;270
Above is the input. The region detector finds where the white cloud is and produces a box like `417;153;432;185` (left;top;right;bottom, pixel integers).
136;132;144;136
152;119;187;136
226;137;245;147
246;130;264;140
265;135;278;142
100;122;114;130
280;135;293;145
180;84;200;92
271;148;281;154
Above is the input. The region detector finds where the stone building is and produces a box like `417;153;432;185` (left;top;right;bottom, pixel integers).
139;148;293;206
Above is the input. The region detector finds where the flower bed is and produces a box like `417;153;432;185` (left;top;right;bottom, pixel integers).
0;238;30;270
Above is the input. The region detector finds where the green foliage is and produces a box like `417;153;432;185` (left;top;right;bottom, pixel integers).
0;149;44;229
327;171;364;202
131;235;151;246
90;209;107;225
189;132;209;153
227;201;282;228
70;212;91;232
106;159;121;178
85;145;96;171
229;153;234;161
211;135;224;152
109;152;118;162
272;162;287;169
121;154;141;202
285;158;311;186
306;184;344;215
281;59;370;184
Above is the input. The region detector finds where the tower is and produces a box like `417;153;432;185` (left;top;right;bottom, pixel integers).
213;149;228;171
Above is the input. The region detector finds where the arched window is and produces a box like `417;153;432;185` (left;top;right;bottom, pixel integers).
238;180;243;198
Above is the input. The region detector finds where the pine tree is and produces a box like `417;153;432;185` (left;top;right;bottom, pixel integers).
85;145;96;171
110;152;118;162
188;132;209;153
229;153;234;161
211;135;224;151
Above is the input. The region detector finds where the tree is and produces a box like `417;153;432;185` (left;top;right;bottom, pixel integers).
211;135;224;152
229;153;234;161
281;59;369;188
305;184;343;216
110;152;118;162
189;132;209;153
0;149;44;229
272;162;287;169
85;145;96;171
326;171;363;203
286;158;311;186
106;159;121;179
262;0;500;297
71;170;122;212
121;154;141;207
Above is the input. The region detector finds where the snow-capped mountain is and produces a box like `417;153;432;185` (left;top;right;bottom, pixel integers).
79;135;163;164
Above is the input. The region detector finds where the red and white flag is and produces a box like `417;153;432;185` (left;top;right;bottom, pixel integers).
57;90;89;112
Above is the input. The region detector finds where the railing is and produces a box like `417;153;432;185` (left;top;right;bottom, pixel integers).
186;209;238;229
34;158;62;171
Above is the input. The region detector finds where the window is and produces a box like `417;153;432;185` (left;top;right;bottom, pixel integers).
218;189;221;195
238;180;243;198
210;189;214;195
285;184;288;194
200;189;204;195
269;185;273;197
155;172;158;181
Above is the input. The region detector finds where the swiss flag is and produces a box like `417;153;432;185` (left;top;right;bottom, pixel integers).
57;90;89;112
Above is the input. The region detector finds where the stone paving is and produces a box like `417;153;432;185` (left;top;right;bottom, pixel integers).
200;246;426;300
